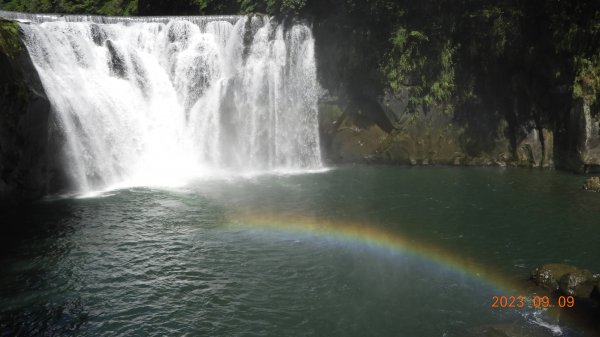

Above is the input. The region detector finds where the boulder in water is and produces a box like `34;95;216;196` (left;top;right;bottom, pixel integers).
531;264;600;303
583;176;600;191
530;263;580;291
558;269;598;297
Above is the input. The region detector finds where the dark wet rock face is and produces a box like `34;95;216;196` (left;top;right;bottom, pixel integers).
0;20;65;202
90;24;107;46
555;98;600;173
318;89;554;167
106;39;127;78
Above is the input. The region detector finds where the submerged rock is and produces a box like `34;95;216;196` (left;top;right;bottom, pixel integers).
583;176;600;191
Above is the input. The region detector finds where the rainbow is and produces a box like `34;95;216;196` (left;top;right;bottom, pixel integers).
227;212;527;294
224;213;599;337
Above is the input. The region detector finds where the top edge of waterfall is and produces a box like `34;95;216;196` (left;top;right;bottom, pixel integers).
0;9;246;24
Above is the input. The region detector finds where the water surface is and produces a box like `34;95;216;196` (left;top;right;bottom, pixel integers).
2;166;600;336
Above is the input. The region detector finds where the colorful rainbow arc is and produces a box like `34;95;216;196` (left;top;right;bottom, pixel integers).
227;213;528;294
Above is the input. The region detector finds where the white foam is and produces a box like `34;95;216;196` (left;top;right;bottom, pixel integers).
18;15;323;194
523;310;563;336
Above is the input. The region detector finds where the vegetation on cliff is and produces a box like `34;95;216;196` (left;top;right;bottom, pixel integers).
0;0;138;16
1;19;60;202
0;20;28;116
0;0;306;16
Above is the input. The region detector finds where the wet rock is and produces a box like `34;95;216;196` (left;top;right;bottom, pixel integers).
90;24;107;46
515;128;553;168
558;270;597;297
329;113;389;163
583;176;600;191
530;264;600;335
555;98;600;173
0;20;66;202
530;263;580;291
531;264;600;308
106;40;127;78
317;88;543;167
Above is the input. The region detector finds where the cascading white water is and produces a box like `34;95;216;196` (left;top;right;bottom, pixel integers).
10;12;322;191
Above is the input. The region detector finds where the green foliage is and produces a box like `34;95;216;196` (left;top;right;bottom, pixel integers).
380;3;456;113
0;20;21;61
0;0;307;15
280;0;305;14
573;57;600;105
0;0;139;15
237;0;305;15
374;0;600;129
0;20;31;110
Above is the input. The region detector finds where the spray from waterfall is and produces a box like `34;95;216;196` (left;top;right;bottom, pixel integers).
8;12;322;191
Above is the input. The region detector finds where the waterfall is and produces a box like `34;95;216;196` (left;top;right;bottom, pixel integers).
5;11;322;191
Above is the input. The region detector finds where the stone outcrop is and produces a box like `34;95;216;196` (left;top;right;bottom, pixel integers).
529;264;600;334
318;88;555;168
531;263;600;304
531;263;586;291
0;20;65;202
555;98;600;173
583;176;600;191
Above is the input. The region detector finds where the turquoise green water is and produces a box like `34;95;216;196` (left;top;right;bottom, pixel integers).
1;166;600;336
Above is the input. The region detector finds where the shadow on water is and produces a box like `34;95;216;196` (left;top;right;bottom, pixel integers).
0;187;227;337
0;198;80;252
0;200;89;336
0;299;88;337
0;199;79;257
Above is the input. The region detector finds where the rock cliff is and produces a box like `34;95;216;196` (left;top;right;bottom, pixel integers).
0;20;64;202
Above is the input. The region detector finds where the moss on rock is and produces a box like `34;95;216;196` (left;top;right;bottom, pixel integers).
0;19;30;113
0;20;22;60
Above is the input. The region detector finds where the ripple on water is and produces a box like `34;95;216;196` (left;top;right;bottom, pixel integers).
2;167;600;336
